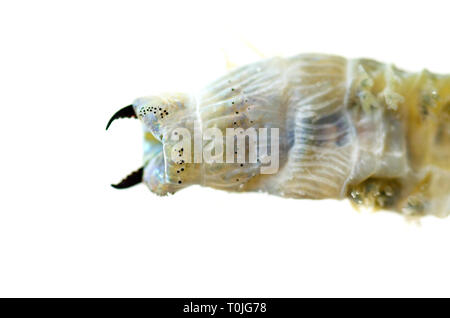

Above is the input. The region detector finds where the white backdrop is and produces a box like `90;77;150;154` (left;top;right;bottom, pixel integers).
1;0;450;297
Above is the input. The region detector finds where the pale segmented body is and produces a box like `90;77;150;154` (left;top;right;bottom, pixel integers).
108;54;450;217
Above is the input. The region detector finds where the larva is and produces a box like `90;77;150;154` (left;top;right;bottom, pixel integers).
107;54;450;217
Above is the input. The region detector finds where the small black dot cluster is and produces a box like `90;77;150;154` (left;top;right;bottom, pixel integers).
139;105;169;119
176;148;185;185
229;93;255;127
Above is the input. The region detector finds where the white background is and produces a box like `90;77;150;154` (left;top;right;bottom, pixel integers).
1;0;450;297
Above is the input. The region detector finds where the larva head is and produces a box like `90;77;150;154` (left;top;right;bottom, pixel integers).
106;93;201;195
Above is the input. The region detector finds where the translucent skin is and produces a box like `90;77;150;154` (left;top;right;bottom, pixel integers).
346;58;450;216
133;54;450;217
